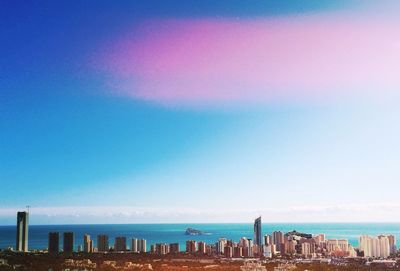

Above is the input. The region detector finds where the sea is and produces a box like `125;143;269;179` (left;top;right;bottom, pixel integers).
1;223;400;251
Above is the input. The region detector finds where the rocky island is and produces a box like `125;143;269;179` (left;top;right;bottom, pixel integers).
185;228;209;235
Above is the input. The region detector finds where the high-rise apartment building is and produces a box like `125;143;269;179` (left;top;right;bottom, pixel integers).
264;234;271;246
16;211;29;252
83;234;92;253
115;236;127;251
234;246;243;257
97;235;109;252
169;243;180;254
217;238;227;254
224;246;233;258
131;238;138;253
186;240;197;254
272;231;284;252
138;239;147;252
48;232;59;254
360;235;391;258
198;241;206;254
388;235;396;255
155;243;169;255
301;242;311;257
63;232;74;254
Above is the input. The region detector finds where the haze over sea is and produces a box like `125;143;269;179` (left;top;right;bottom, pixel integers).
1;223;400;251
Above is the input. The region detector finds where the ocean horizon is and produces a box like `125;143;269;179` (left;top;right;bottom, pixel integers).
2;223;400;251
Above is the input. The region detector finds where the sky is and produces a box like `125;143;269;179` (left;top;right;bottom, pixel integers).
1;0;400;225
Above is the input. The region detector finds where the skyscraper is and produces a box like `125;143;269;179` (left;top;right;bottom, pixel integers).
388;235;396;255
83;234;92;253
131;238;138;253
97;235;109;252
169;243;180;254
138;239;147;252
254;216;262;247
272;231;284;252
48;232;60;254
63;232;74;254
16;211;29;252
198;241;207;254
186;240;197;254
115;236;127;251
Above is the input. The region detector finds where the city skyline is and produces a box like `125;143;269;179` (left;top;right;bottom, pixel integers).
2;0;400;224
5;211;399;261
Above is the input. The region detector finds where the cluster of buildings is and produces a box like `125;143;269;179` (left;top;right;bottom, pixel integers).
359;235;396;258
12;211;398;260
48;232;148;254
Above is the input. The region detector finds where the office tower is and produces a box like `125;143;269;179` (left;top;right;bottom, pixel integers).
115;236;127;251
253;216;262;247
198;241;206;254
48;232;60;254
272;231;284;252
83;234;92;253
16;211;29;252
169;243;180;254
131;238;138;253
63;232;74;254
186;240;197;254
97;235;109;252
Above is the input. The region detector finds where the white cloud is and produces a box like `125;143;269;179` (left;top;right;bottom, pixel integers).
1;203;400;224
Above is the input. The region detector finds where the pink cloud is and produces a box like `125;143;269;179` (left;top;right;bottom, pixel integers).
95;13;400;104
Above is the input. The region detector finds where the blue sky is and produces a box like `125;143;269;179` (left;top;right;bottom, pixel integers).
1;1;400;224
